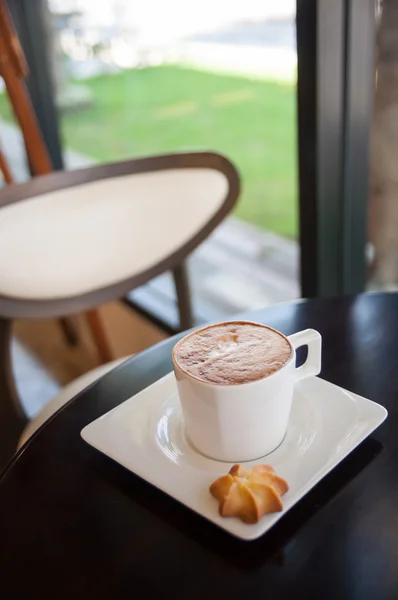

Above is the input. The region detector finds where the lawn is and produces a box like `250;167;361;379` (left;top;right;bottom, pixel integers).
0;65;297;238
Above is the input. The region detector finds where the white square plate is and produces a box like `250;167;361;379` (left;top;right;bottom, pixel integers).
81;374;387;541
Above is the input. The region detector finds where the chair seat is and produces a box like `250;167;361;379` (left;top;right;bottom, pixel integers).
0;168;227;300
18;356;128;449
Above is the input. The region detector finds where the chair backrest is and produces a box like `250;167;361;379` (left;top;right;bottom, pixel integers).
0;151;239;467
0;0;53;176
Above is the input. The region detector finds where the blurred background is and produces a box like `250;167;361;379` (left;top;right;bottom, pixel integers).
0;1;391;423
1;0;298;319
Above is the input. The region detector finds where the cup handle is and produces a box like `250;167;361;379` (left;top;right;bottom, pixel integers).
288;329;322;381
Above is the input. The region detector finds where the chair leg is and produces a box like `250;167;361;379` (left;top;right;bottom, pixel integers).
85;309;113;364
0;318;27;470
173;261;194;331
58;317;80;346
0;146;14;184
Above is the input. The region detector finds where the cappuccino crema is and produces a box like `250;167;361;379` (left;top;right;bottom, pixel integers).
173;321;292;385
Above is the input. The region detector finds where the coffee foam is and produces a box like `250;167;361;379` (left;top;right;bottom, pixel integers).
174;322;292;385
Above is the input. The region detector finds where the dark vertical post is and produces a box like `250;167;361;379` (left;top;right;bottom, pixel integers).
316;0;346;296
6;0;64;170
297;0;346;297
296;0;318;297
342;0;376;292
297;0;376;297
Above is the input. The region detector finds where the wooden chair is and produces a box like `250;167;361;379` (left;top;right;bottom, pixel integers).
0;151;239;470
0;0;114;363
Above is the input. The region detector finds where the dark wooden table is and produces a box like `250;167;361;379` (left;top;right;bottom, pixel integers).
1;293;397;599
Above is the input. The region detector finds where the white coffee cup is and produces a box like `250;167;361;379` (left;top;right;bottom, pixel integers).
172;322;322;462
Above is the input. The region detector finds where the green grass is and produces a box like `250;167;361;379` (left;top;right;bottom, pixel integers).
0;65;297;237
